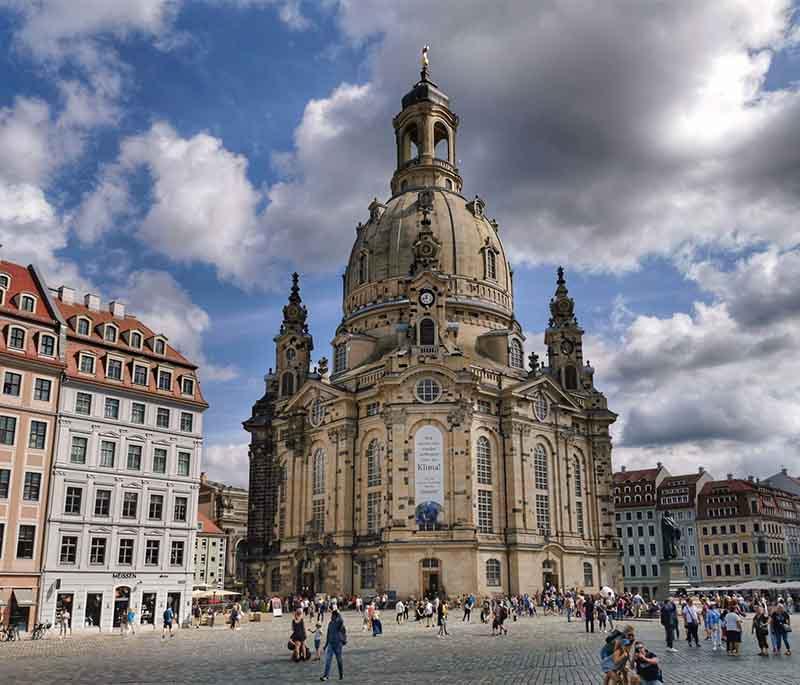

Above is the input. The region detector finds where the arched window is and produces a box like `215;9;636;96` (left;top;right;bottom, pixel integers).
281;371;294;396
270;567;281;593
358;253;368;284
564;365;578;390
509;339;523;369
534;444;548;490
486;558;501;587
333;344;347;374
366;439;381;487
486;250;497;280
419;318;436;346
312;448;325;495
476;436;491;485
403;123;420;163
433;121;449;161
574;458;582;498
583;561;594;587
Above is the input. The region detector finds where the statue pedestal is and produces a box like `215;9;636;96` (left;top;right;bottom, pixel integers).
658;559;690;599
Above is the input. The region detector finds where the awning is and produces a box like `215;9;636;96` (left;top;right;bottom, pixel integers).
0;589;10;607
12;589;36;607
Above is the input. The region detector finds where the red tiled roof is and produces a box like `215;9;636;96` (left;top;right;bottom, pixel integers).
699;479;757;495
659;473;704;486
0;260;55;324
613;468;660;484
197;510;224;535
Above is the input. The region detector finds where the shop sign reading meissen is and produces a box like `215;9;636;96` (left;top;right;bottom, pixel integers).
414;425;444;526
112;572;137;579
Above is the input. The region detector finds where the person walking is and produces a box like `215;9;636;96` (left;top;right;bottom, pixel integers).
770;601;792;656
313;622;323;660
372;607;383;637
192;602;202;629
724;607;742;656
425;599;434;628
660;597;678;652
126;606;137;636
752;605;770;656
706;602;721;651
320;609;346;681
437;600;449;637
683;599;700;647
59;608;71;638
462;595;473;622
161;605;175;640
584;594;596;634
565;595;575;622
396;600;405;625
290;608;308;661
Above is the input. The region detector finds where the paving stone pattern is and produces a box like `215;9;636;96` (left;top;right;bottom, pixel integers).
0;613;795;683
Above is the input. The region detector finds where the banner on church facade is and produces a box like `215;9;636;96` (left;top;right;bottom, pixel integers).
414;425;444;526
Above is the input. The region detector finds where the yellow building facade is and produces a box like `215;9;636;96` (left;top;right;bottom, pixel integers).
245;64;620;599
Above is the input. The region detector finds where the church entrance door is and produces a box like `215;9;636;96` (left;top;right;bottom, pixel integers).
542;571;559;590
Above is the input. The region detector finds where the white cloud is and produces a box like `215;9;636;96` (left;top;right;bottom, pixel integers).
0;97;54;186
202;442;249;487
123;269;240;382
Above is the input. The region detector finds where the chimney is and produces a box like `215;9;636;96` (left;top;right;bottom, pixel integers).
782;467;789;475
109;300;125;318
84;293;100;311
727;473;733;480
698;466;705;475
58;286;75;304
620;465;627;473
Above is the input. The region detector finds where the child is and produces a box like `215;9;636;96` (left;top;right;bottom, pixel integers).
706;602;721;651
312;622;323;660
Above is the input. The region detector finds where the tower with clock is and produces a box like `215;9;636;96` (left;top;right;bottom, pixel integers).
545;266;589;392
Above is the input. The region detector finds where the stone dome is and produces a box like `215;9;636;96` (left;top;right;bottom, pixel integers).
343;188;514;321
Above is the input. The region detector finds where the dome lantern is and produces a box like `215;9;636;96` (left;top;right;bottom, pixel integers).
391;47;463;196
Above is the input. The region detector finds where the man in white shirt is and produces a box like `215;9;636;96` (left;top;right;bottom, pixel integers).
396;600;405;624
682;600;700;647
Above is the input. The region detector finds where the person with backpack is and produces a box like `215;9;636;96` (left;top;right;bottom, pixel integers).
632;640;663;684
161;605;175;640
706;601;721;651
320;608;346;681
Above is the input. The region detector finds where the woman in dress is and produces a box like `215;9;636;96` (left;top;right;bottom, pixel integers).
289;608;308;661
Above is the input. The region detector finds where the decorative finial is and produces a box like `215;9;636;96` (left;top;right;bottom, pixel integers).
528;352;540;374
421;45;430;80
557;266;565;285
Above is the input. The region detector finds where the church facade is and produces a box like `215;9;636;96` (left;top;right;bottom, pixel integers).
245;64;620;599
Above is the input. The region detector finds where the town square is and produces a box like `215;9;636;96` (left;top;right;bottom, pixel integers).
2;1;800;683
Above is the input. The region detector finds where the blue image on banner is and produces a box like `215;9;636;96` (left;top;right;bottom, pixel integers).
415;500;442;526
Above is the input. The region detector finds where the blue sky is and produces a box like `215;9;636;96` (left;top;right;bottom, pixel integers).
2;1;800;486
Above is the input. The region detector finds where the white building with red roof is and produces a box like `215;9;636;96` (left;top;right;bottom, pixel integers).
38;285;207;631
193;510;226;588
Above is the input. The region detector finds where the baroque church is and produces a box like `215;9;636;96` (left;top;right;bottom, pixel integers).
245;60;621;599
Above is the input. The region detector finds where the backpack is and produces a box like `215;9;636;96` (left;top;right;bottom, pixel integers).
599;630;624;659
339;622;347;645
163;608;173;623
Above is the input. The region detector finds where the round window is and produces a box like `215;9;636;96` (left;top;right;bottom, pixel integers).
415;378;442;403
309;398;324;427
533;393;548;421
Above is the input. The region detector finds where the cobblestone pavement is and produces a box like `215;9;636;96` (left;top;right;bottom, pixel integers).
0;613;795;684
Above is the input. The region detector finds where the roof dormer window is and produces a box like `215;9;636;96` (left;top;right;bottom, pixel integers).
76;317;91;336
0;288;5;306
157;368;173;392
103;324;118;343
39;333;56;357
0;274;9;289
129;330;143;349
181;376;195;396
7;326;26;351
20;294;36;313
153;337;166;355
78;352;96;375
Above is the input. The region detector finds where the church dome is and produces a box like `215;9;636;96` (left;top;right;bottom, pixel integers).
344;189;513;319
341;66;515;329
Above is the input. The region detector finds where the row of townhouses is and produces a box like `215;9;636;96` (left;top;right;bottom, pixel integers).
614;464;800;599
0;259;208;632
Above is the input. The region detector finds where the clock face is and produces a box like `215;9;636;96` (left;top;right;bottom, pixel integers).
419;290;436;307
560;339;574;355
557;299;571;314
